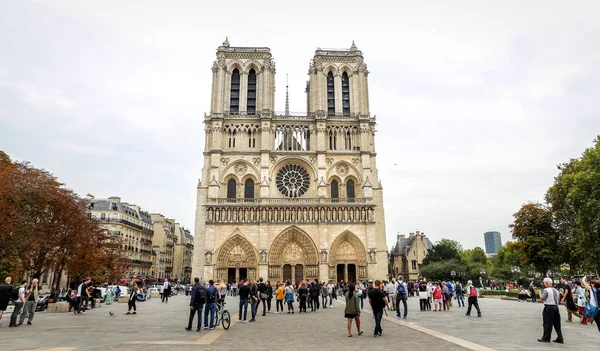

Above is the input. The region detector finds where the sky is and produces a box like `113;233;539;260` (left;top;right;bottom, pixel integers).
1;1;599;251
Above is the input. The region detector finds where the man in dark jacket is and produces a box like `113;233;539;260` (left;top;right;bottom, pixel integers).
238;280;250;322
0;277;13;322
310;279;320;312
185;277;205;332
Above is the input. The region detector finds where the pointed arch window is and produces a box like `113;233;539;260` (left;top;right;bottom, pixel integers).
331;180;339;202
342;71;350;116
327;71;335;116
244;179;255;200
227;179;237;201
247;69;257;115
347;180;355;202
230;68;240;113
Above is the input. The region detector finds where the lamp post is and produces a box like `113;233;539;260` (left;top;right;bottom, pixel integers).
451;271;456;280
511;266;521;286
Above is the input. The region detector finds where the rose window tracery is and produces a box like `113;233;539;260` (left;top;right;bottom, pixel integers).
275;164;310;198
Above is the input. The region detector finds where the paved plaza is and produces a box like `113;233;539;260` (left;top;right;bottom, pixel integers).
1;294;598;350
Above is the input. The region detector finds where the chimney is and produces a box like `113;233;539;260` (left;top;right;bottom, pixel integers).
409;232;415;238
108;196;121;203
415;230;420;235
86;194;94;200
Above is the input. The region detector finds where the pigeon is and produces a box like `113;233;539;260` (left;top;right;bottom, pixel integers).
109;311;114;316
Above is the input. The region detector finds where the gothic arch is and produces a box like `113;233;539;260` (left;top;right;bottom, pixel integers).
244;60;261;74
221;159;260;184
326;160;362;184
226;60;244;74
269;156;318;182
339;64;354;77
323;65;339;76
269;226;319;266
329;231;367;266
215;233;258;269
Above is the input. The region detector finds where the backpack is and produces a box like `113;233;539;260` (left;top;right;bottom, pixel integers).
195;285;207;304
397;282;406;294
455;283;463;293
206;286;217;302
469;286;477;297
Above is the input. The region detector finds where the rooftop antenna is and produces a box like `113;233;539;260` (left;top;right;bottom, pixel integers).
285;74;290;116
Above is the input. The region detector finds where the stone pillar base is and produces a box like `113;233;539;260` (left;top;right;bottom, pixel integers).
47;301;69;313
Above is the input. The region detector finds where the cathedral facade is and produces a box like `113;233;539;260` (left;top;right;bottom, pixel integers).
192;39;388;284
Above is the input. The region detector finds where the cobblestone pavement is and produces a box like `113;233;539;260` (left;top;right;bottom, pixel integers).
1;294;599;351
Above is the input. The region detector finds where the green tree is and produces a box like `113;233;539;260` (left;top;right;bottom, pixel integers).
418;259;466;282
421;239;463;265
545;136;600;273
509;202;558;274
490;241;526;281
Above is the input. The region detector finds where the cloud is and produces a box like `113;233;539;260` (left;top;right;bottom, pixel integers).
45;140;115;157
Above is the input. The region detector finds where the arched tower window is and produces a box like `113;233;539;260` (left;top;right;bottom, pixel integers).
230;68;240;113
342;72;350;116
347;180;355;202
327;71;335;116
247;69;257;115
227;179;237;201
331;180;339;202
244;179;255;200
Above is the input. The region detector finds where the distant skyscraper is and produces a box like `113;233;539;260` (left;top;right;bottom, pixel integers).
484;231;502;254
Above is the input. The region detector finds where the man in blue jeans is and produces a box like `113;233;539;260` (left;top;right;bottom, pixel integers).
369;280;388;337
203;280;218;330
185;277;204;332
238;280;250;322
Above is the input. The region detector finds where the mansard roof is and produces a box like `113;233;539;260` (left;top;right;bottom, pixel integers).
391;234;433;256
87;198;153;225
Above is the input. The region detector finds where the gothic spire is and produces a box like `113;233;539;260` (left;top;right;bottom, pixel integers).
285;74;290;116
350;40;357;51
223;36;230;47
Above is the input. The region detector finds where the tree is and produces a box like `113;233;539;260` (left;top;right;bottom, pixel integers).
421;239;463;266
509;202;558;274
490;241;527;281
419;259;466;282
0;151;24;278
546;136;600;273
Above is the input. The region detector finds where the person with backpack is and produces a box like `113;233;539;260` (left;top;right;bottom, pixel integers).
396;277;408;319
10;280;28;327
310;279;320;312
203;280;218;329
455;281;465;307
465;280;481;317
185;277;205;331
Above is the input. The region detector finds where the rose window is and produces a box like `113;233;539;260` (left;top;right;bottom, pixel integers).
275;164;310;198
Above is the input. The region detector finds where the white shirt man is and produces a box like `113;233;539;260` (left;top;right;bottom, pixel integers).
385;280;397;312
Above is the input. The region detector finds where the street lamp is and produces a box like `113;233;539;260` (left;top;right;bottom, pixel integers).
479;269;486;288
511;266;521;285
451;271;456;279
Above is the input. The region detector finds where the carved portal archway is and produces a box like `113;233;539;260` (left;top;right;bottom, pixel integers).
329;231;368;282
215;234;258;283
268;226;319;283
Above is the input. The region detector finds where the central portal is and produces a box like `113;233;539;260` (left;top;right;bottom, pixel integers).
268;226;319;283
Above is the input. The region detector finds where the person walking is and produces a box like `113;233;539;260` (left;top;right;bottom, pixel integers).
258;278;268;316
321;282;329;310
126;282;138;315
162;279;171;303
560;277;582;322
264;281;273;314
284;280;295;314
19;278;40;326
249;279;259;322
185;277;205;331
369;280;388;337
529;280;537;303
75;278;91;315
396;277;408;319
455;281;465;307
203;280;218;329
0;277;13;325
237;280;250;322
344;283;363;337
465;280;481;317
385;279;396;312
10;281;27;327
538;277;563;343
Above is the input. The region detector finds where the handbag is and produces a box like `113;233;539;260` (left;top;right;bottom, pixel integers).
260;292;268;299
583;288;598;319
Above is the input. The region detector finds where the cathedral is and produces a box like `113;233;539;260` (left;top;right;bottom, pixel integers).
192;38;388;284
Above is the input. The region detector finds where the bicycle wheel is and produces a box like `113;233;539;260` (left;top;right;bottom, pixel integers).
214;307;220;326
221;310;231;330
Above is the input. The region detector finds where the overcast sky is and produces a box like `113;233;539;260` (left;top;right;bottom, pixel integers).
1;1;599;251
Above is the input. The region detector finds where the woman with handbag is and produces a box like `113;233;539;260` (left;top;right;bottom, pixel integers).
284;280;295;314
344;283;363;337
574;281;592;325
581;277;600;332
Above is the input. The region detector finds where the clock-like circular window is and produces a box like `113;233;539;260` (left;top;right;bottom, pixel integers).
275;164;310;198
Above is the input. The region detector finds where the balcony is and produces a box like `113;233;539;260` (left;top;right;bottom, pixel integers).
107;230;121;236
206;197;371;205
204;111;375;122
98;218;154;234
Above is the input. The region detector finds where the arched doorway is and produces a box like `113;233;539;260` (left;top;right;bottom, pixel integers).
268;226;319;284
215;234;258;283
329;231;368;283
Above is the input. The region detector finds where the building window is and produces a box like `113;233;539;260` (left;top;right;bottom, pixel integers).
328;129;337;150
274;125;310;151
342;71;350;116
331;180;339;201
101;213;106;220
346;180;355;201
230;68;240;113
227;179;236;200
327;71;335;116
411;260;417;270
247;68;256;114
228;130;236;148
244;179;254;200
248;130;256;148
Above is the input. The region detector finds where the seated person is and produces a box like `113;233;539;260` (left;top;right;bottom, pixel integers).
517;288;530;301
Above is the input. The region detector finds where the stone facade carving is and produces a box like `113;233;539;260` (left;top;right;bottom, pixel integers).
320;249;328;263
220;157;230;166
326;158;334;166
336;164;349;176
368;249;377;263
205;250;214;265
252;157;261;166
259;249;268;264
234;162;247;175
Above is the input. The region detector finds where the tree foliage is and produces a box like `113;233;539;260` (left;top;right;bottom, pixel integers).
421;239;463;266
545;136;600;273
509;202;559;273
0;151;129;289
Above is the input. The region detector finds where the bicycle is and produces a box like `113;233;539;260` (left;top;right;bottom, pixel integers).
214;298;231;330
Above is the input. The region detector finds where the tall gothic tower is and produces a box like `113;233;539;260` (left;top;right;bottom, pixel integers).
193;39;388;284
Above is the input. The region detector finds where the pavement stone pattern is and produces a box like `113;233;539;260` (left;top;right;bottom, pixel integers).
1;293;599;351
